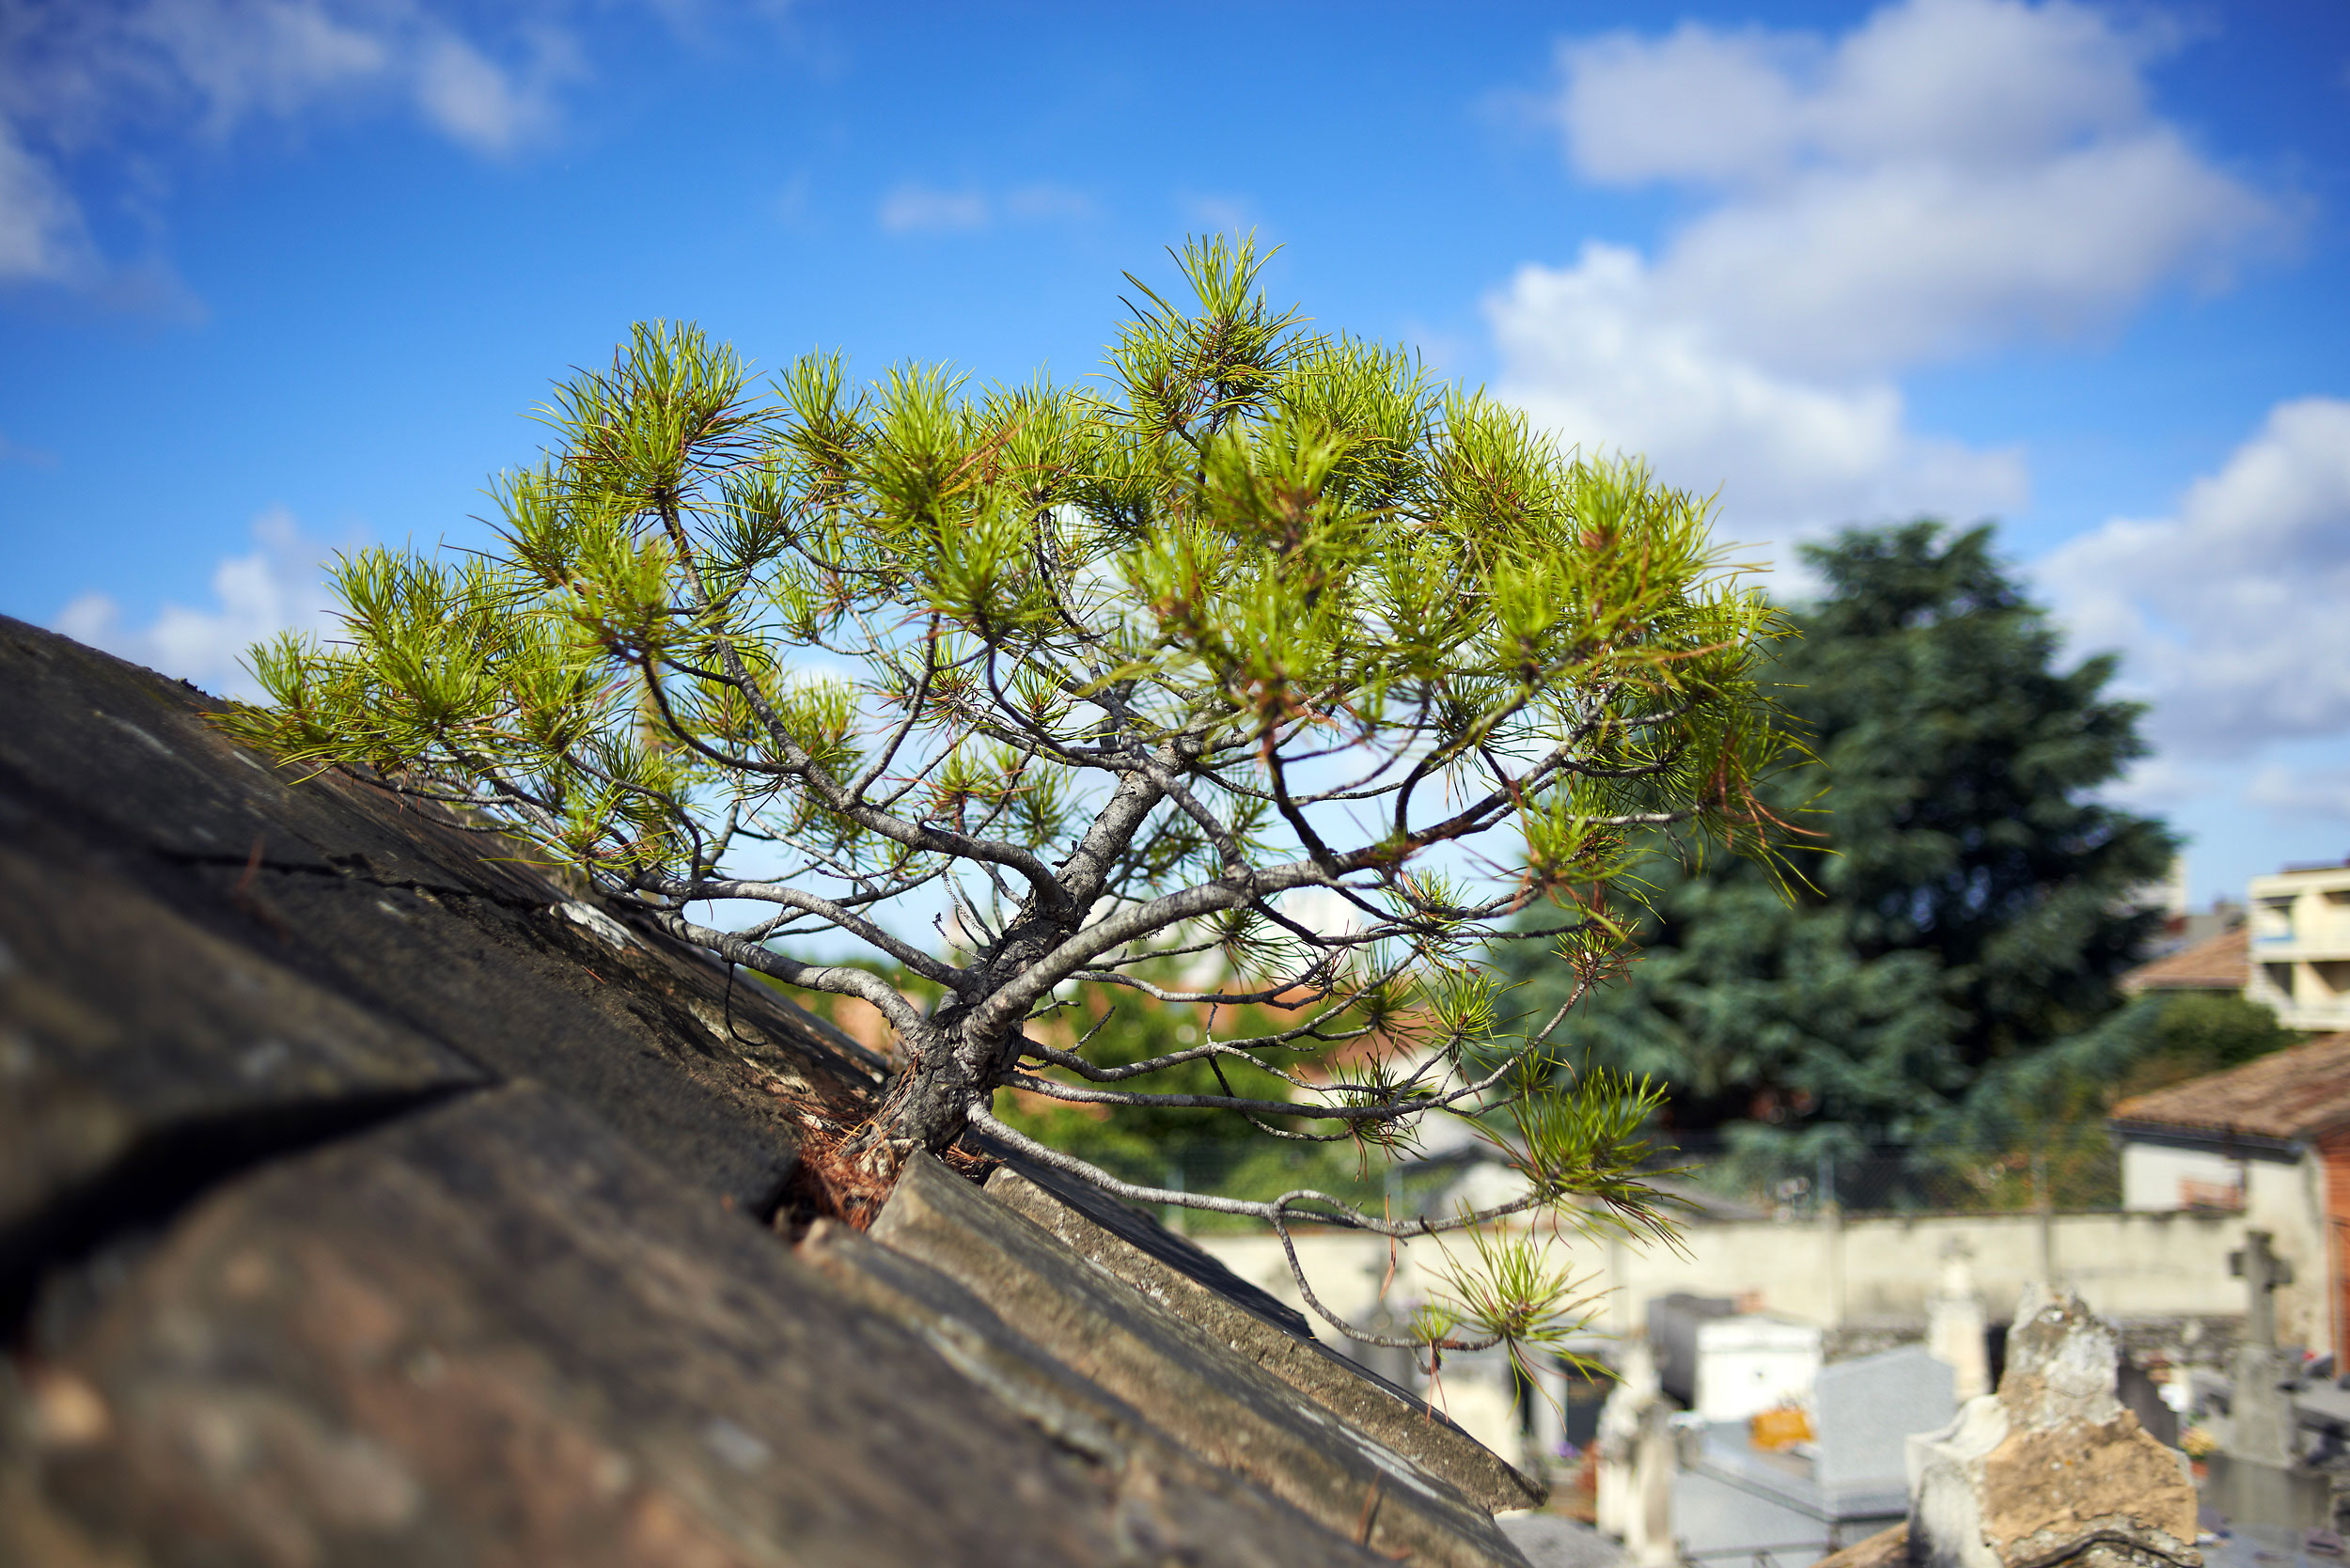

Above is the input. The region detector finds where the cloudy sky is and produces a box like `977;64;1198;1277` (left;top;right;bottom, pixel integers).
2;0;2344;907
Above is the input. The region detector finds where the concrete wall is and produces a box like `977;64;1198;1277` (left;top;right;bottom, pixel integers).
1197;1204;2259;1363
1197;1208;2258;1466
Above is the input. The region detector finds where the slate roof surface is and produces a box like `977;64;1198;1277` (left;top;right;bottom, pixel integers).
2120;924;2248;993
2108;1031;2350;1142
983;1160;1545;1513
0;618;1535;1567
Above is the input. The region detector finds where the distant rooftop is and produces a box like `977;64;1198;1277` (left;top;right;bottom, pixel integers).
2120;923;2247;994
2109;1031;2350;1143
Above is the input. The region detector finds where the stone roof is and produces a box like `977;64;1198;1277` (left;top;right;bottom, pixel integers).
2108;1031;2350;1143
0;618;1552;1567
2118;923;2248;993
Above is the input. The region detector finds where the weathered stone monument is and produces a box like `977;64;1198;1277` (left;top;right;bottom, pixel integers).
1907;1284;2200;1568
2229;1230;2297;1467
2204;1228;2330;1528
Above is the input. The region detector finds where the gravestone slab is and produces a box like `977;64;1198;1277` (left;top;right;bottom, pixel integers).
798;1217;1386;1568
1647;1294;1734;1407
7;1085;1350;1568
1498;1512;1623;1568
2201;1455;2332;1535
1814;1344;1955;1502
2117;1358;2180;1450
873;1152;1531;1568
986;1160;1545;1513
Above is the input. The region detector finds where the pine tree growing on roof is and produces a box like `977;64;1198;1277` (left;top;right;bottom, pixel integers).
223;238;1794;1366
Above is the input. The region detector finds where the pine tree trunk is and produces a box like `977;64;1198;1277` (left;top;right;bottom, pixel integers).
823;1009;1009;1218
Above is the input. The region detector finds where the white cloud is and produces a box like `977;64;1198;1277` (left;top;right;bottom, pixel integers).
2246;765;2350;825
123;0;390;134
877;183;991;235
54;508;349;698
1493;0;2286;557
2099;753;2217;816
876;179;1093;237
0;1;582;292
1488;243;2027;548
1551;0;2283;377
773;167;814;227
1558;0;2156;191
1655;134;2273;378
2037;398;2350;760
411;29;554;154
1003;182;1090;222
0;120;98;283
1178;192;1257;235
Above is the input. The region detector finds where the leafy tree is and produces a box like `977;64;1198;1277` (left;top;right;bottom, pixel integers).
1962;989;2296;1142
1932;989;2295;1210
2120;990;2297;1085
1497;522;2176;1155
226;239;1790;1360
991;985;1290;1178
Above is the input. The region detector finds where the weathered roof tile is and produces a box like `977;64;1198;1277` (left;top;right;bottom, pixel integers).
2109;1031;2350;1142
2119;925;2248;993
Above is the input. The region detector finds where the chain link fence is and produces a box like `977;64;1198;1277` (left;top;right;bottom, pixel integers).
1652;1128;2124;1216
1062;1122;2126;1225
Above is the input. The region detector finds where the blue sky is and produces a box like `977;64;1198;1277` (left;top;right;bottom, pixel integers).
2;0;2346;911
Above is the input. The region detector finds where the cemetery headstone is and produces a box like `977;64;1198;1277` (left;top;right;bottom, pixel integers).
2227;1230;2298;1468
1628;1400;1678;1568
2208;1230;2331;1528
1647;1294;1733;1408
1813;1344;1956;1504
1928;1242;1993;1402
1908;1285;2200;1568
1594;1340;1662;1544
2116;1358;2181;1450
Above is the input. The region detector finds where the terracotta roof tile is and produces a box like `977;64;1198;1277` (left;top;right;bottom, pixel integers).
2109;1032;2350;1142
2120;925;2248;993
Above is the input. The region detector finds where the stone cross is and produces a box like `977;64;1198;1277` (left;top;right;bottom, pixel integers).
2230;1229;2294;1351
2224;1228;2306;1475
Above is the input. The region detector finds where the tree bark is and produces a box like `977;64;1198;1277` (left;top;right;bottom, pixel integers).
834;774;1163;1204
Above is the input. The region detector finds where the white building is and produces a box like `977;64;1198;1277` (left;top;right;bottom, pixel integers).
2245;860;2350;1031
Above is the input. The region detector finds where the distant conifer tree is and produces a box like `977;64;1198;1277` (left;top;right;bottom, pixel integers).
1500;522;2175;1160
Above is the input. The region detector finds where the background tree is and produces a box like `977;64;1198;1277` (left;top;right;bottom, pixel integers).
227;239;1792;1359
1958;990;2295;1145
1496;522;2177;1168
